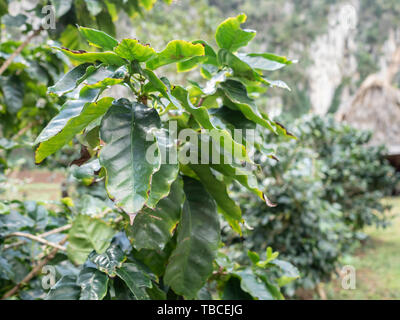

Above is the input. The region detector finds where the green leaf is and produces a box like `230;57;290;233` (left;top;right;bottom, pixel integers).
247;251;260;265
209;161;264;202
177;40;217;72
219;79;275;132
56;47;125;66
189;164;242;234
85;0;103;16
1;75;24;114
67;215;116;265
235;271;274;300
78;267;109;300
48;63;92;95
271;259;300;287
130;178;183;250
217;49;261;82
263;78;291;91
222;276;253;300
88;243;125;276
146;40;205;70
146;129;179;208
51;0;72;18
131;239;175;276
78;26;119;51
35;97;114;163
146;283;167;300
114;39;156;62
83;77;124;90
139;0;157;10
116;263;153;300
171;86;252;164
164;177;220;299
215;13;256;52
0;256;14;280
236;53;293;71
99;99;161;217
46;276;80;300
210;106;256;133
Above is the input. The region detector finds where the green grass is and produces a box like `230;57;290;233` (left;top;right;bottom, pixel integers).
324;197;400;300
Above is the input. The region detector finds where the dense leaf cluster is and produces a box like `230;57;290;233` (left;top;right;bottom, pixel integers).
1;13;300;300
227;115;398;294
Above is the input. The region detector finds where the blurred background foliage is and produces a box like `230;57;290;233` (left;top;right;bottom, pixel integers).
1;0;399;299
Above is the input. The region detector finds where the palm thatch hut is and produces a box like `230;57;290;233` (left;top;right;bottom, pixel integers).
336;48;400;170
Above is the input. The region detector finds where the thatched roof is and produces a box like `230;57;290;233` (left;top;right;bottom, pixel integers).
336;48;400;155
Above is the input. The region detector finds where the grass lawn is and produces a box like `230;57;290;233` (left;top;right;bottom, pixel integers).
323;197;400;299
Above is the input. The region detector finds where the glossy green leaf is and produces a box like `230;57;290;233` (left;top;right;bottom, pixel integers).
236;52;293;71
83;77;124;90
209;161;264;201
217;49;261;82
222;276;253;300
171;86;252;163
146;283;167;300
215;13;256;52
131;239;175;276
271;259;300;287
88;243;125;276
176;40;217;72
130;178;183;250
78;267;109;300
146;40;205;70
189;164;242;234
219;79;275;132
99;99;161;217
114;39;156;62
146;129;179;208
235;271;274;300
48;63;92;95
56;47;125;66
46;276;80;300
78;26;118;51
209;106;256;137
67;215;116;265
164;177;220;299
116;263;153;300
35;97;114;163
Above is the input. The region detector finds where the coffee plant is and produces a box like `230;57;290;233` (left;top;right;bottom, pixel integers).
228;115;397;294
1;13;301;300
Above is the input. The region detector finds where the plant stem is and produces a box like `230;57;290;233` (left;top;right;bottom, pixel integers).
0;28;43;76
4;232;67;251
1;236;68;300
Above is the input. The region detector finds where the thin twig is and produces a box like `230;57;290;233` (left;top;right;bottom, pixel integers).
0;28;43;76
1;236;68;300
5;232;67;251
2;224;72;251
40;224;72;238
